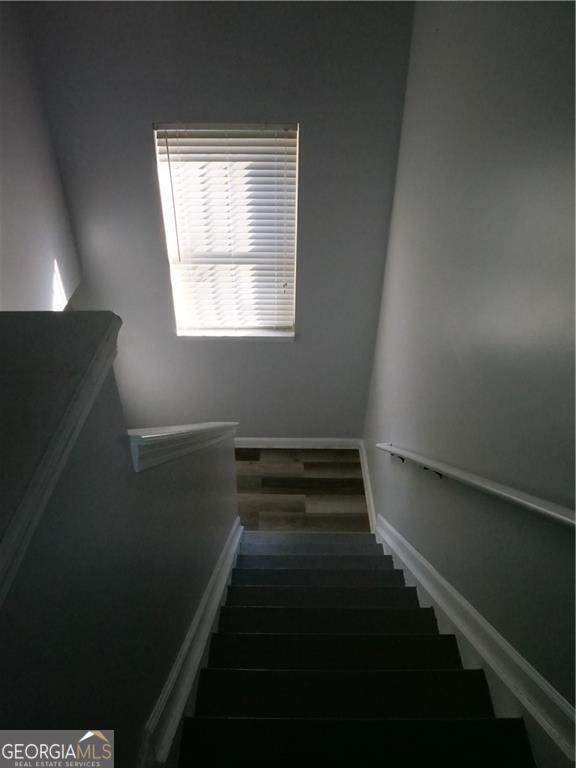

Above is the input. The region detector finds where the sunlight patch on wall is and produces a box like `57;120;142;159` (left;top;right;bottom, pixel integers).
52;258;67;311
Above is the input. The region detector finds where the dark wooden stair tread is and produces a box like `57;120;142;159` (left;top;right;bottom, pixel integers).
208;632;463;669
231;567;404;586
181;718;536;766
196;668;494;718
239;532;383;555
219;605;439;635
226;584;419;608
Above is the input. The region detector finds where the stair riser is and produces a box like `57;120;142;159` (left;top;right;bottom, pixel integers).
196;670;494;719
236;555;394;570
231;569;404;587
208;634;463;670
219;607;438;635
227;585;418;609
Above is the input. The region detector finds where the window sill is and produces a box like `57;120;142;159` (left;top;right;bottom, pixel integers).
176;329;296;340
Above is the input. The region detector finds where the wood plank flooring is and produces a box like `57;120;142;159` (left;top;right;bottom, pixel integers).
235;448;370;532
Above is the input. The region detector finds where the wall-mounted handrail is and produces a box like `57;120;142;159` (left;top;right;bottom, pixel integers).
377;442;574;528
128;422;239;472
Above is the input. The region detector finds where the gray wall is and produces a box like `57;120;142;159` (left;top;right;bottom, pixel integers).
364;0;574;704
21;1;412;435
0;4;80;310
0;369;238;768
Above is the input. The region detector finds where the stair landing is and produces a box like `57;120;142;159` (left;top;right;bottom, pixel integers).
235;447;370;532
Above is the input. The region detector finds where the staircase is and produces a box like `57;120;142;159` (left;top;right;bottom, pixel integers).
179;531;536;765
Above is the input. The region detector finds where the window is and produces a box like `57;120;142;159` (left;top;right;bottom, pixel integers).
154;123;299;337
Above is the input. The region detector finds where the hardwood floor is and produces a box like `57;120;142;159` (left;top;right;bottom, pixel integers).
235;448;370;532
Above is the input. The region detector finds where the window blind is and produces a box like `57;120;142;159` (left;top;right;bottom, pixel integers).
154;124;299;337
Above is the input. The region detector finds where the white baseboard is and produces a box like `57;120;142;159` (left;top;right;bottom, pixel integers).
137;518;243;768
359;440;377;532
235;437;361;449
374;513;575;762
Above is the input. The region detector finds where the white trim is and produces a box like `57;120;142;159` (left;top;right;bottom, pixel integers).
235;437;361;449
378;442;574;527
138;518;243;768
155;122;297;132
374;513;575;760
359;440;377;533
176;329;295;340
129;422;239;472
0;315;121;610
